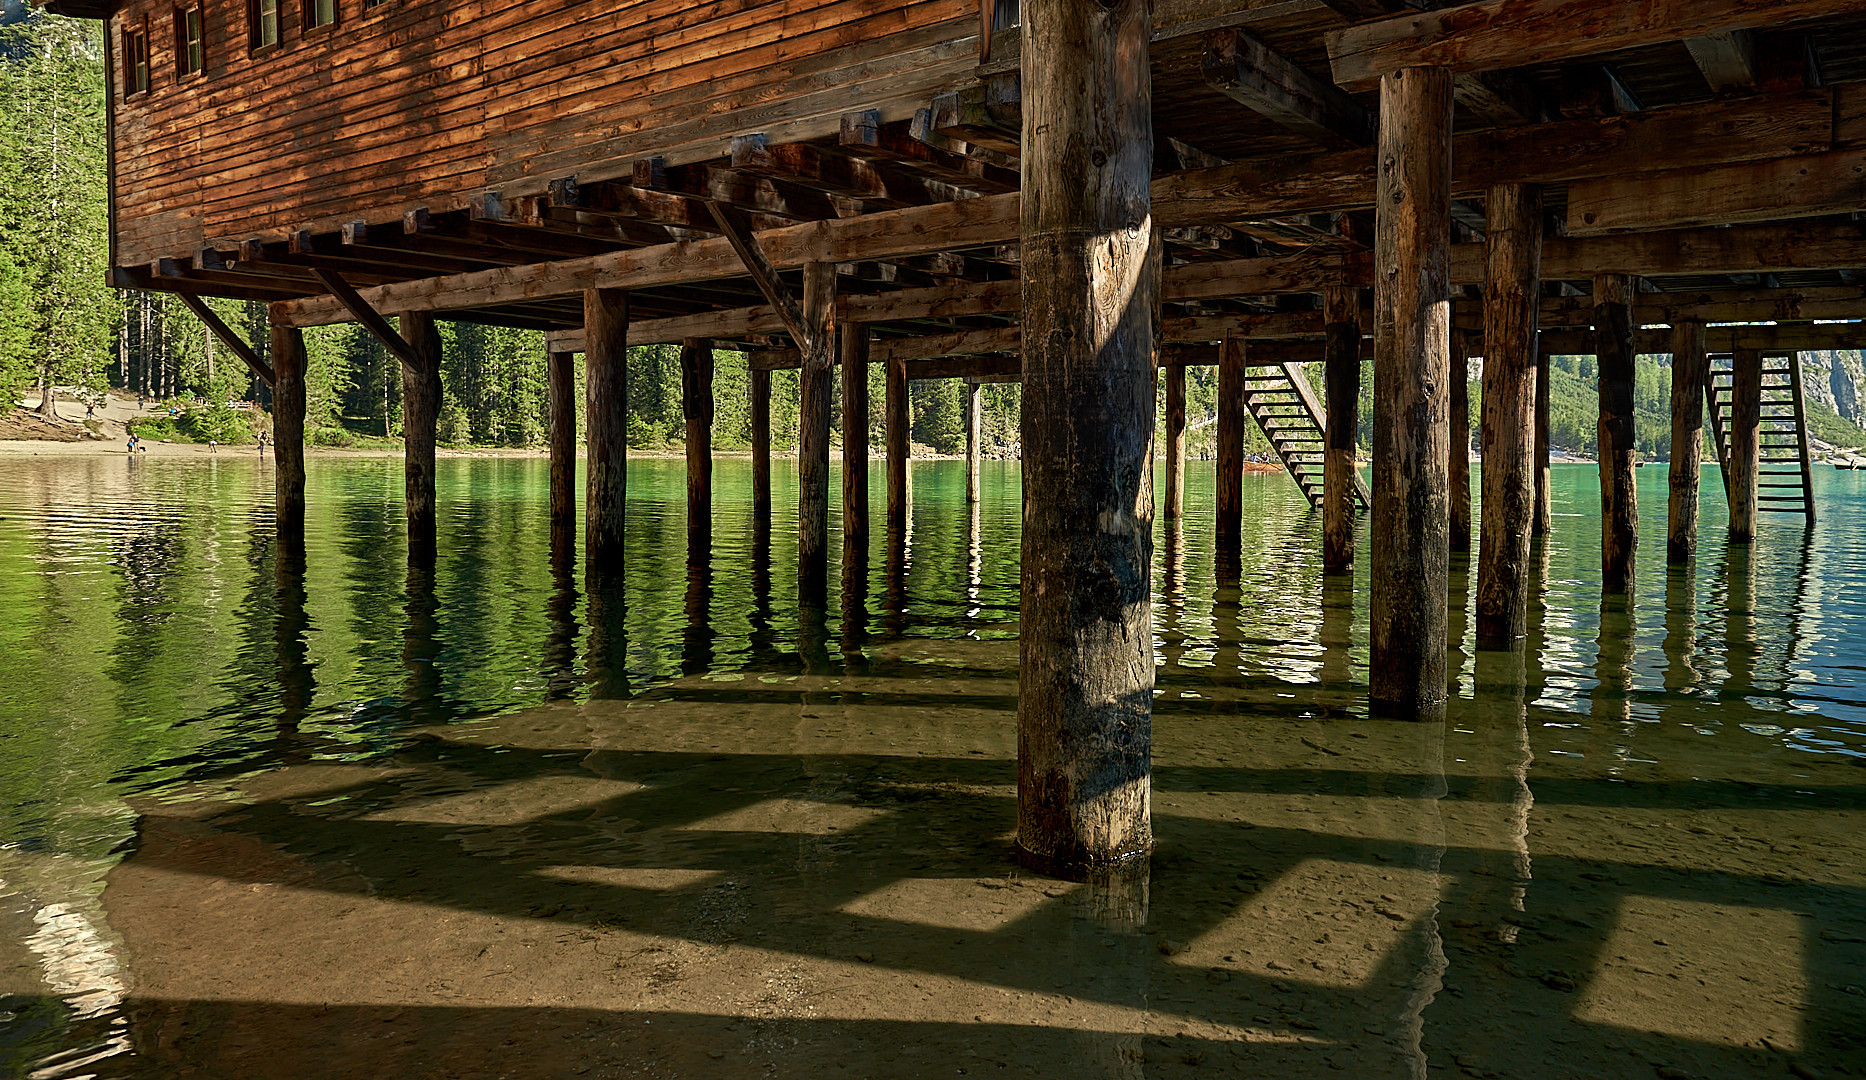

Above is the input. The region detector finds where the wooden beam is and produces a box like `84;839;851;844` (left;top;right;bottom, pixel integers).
1203;28;1371;148
929;74;1022;157
1325;0;1866;92
1686;30;1758;92
309;269;426;375
706;202;811;348
1567;148;1866;235
176;293;275;387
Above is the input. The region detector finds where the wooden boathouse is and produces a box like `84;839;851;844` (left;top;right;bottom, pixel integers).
45;0;1866;876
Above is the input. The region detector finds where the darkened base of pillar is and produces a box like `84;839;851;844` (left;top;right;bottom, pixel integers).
1014;841;1151;885
1666;540;1693;564
1368;696;1449;723
1474;624;1522;653
408;517;436;566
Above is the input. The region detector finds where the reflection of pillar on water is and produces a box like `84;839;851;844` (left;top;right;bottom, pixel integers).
583;573;631;700
746;514;776;665
839;523;870;671
542;522;580;700
274;536;315;751
1211;575;1247;684
964;496;982;623
964;379;982;506
1158;516;1188;673
1446;549;1470;700
402;546;444;725
681;541;715;678
1062;870;1151;1078
1589;589;1637;728
881;514;911;640
1720;541;1759;699
1524;537;1552;705
1318;571;1356;693
1468;648;1535;922
1369;721;1448;1080
1660;560;1698;694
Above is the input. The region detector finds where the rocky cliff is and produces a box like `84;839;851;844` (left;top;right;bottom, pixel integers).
1801;351;1864;424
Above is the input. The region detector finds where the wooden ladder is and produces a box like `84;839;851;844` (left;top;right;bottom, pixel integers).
1240;363;1373;512
1705;351;1817;521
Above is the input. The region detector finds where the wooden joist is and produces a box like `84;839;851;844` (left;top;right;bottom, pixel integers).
309;269;427;376
175;294;277;387
1686;30;1759;92
1202;28;1371;148
1325;0;1866;92
1566;148;1866;235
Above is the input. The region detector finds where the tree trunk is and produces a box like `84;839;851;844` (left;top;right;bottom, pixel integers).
1016;0;1156;877
1594;273;1638;591
1475;182;1543;648
1667;321;1708;561
1215;337;1247;576
401;311;443;556
548;347;577;526
1727;345;1762;543
584;288;628;570
1370;65;1454;719
1323;286;1361;573
682;338;714;555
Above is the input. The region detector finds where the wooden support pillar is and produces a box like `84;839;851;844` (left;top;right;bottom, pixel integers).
1594;273;1638;592
885;354;909;529
750;366;771;520
268;313;306;536
584;288;628;570
1322;286;1360;573
1016;0;1155;877
1533;341;1552;536
1215;337;1247;574
1163;364;1186;520
1475;182;1543;648
681;338;713;552
1449;329;1472;553
1667;320;1708;562
401;311;443;554
1370;65;1454;719
548;348;576;526
798;262;837;597
1728;345;1763;543
842;323;871;548
965;380;982;505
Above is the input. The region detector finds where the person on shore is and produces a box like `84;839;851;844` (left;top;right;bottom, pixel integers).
257;432;268;456
126;434;135;455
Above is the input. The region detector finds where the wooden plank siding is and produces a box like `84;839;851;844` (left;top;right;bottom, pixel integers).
108;0;977;265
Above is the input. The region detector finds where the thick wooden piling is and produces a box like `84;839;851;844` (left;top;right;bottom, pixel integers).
1728;345;1763;543
584;287;628;569
681;338;713;552
1594;273;1638;591
401;310;443;553
885;354;909;529
268;315;307;535
1667;320;1708;561
1533;342;1552;536
842;323;871;548
965;380;982;505
1215;337;1247;574
1475;182;1543;648
548;347;577;526
1322;285;1360;573
1449;329;1472;553
798;262;837;596
750;366;771;520
1370;65;1454;719
1163;363;1186;520
1016;0;1156;876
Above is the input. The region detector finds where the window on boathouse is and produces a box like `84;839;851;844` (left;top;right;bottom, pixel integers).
253;0;280;49
305;0;336;30
124;20;149;94
175;5;203;78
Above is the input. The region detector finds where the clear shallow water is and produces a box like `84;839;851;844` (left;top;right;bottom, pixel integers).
0;452;1862;1078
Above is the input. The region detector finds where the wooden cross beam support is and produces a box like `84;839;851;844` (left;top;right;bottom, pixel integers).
705;202;813;350
1203;28;1371;148
309;268;427;376
176;293;276;387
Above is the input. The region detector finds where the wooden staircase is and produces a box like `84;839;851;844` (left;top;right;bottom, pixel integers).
1240;363;1373;512
1705;351;1816;521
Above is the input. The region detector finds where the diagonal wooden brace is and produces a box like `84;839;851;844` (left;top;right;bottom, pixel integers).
705;201;813;351
177;293;277;387
310;268;429;376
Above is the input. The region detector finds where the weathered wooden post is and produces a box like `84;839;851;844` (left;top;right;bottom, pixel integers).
798;262;837;597
1728;346;1763;543
1594;274;1637;591
1449;329;1472;553
401;311;443;554
584;287;628;569
268;309;307;536
1370;65;1454;719
1215;337;1247;575
548;347;577;527
1667;320;1708;562
1163;363;1186;520
1016;0;1156;876
1533;341;1552;536
964;380;982;504
1322;285;1360;573
750;365;771;520
842;323;871;550
681;338;713;553
885;353;910;530
1475;183;1543;649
